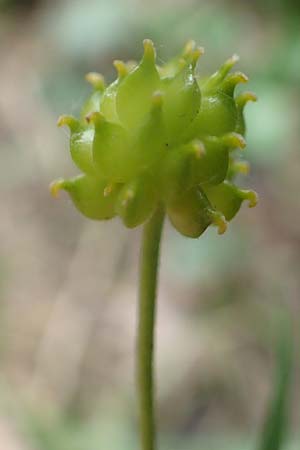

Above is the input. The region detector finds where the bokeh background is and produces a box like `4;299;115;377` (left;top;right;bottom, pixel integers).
0;0;299;449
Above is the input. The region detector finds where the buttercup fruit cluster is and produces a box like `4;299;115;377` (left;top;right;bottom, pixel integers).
51;39;258;237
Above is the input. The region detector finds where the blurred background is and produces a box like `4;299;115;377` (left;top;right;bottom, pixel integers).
0;0;299;449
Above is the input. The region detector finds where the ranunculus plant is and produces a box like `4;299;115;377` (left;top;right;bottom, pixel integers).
51;40;259;450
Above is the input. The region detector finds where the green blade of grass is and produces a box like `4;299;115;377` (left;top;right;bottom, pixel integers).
257;316;293;450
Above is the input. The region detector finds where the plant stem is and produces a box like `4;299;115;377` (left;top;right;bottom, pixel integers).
137;204;165;450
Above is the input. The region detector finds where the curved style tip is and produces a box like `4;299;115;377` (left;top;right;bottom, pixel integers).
223;132;246;150
204;52;240;91
246;190;258;208
85;72;105;91
57;115;78;131
233;71;248;84
211;211;228;235
191;47;205;68
221;71;249;95
182;40;196;57
236;91;258;108
113;60;128;79
233;161;250;175
221;54;240;75
49;179;65;198
239;189;258;208
142;39;156;63
182;40;204;65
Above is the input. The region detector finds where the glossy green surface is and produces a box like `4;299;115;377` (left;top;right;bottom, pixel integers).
204;181;258;221
51;175;118;220
52;40;258;237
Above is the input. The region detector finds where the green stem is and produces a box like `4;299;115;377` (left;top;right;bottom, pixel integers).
137;204;165;450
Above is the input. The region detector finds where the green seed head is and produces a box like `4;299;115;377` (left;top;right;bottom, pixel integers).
51;40;258;238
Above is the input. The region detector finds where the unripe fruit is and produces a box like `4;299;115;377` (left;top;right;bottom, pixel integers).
163;61;201;144
89;112;131;182
160;141;203;201
57;115;95;175
167;187;227;238
186;57;248;140
203;181;258;221
116;175;157;228
192;132;246;186
235;91;257;136
52;40;258;237
50;175;119;220
116;40;161;129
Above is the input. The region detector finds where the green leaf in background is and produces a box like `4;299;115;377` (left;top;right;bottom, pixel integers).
257;315;293;450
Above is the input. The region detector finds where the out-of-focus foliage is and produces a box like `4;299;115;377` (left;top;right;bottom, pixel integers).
0;0;40;13
257;315;293;450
